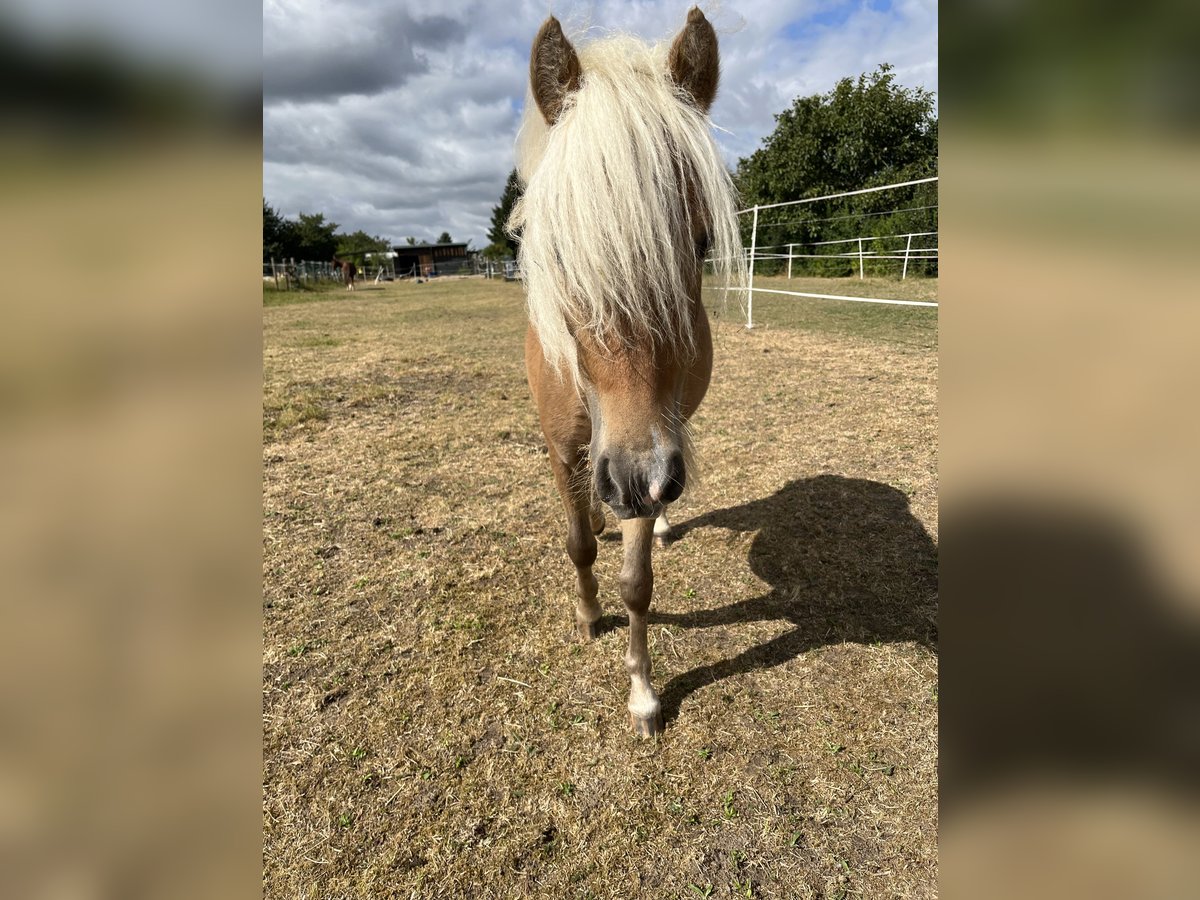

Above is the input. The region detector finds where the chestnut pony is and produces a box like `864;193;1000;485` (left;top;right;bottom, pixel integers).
331;256;356;290
510;8;744;736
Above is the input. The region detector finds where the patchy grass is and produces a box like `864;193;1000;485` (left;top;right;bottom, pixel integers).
263;275;938;899
263;280;381;307
711;276;938;349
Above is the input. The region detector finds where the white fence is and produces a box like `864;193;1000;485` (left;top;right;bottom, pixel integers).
262;259;400;288
718;176;939;328
755;232;939;279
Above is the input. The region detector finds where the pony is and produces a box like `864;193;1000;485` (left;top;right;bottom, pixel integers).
331;256;357;290
510;8;744;736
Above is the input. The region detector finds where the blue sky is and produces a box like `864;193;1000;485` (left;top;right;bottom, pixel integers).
263;0;938;249
782;0;899;39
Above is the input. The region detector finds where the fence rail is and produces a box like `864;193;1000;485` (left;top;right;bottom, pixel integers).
261;255;510;289
737;176;939;214
261;259;396;289
716;176;939;327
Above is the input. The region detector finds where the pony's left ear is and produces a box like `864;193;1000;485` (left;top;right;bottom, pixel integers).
668;7;720;112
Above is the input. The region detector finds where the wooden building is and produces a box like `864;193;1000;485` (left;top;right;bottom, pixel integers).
391;241;470;277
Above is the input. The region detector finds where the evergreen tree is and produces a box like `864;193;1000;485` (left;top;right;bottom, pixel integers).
487;169;523;257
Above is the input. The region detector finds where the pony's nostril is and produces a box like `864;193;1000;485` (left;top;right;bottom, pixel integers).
599;451;682;512
652;452;686;504
595;455;617;504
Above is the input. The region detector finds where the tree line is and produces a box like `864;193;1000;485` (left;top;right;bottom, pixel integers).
735;64;937;276
262;201;456;264
264;66;936;273
482;64;937;275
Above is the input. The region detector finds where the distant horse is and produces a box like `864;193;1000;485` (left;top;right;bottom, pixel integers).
510;8;744;736
331;256;356;290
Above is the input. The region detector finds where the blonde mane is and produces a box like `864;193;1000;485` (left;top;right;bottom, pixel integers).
509;33;745;385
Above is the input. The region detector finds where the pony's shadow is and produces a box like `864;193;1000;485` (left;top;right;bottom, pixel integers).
607;475;938;723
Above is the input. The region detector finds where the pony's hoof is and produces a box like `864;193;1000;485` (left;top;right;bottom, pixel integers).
654;532;673;549
577;619;600;641
630;710;664;738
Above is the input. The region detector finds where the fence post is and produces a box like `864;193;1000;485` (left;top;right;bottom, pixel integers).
902;233;913;280
746;205;758;328
787;243;793;280
271;258;278;289
858;238;864;280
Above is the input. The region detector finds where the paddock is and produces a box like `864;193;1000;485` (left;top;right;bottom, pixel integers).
262;275;938;898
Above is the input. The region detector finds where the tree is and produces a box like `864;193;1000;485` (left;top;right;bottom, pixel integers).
263;200;298;261
263;200;282;259
736;64;936;203
405;236;419;245
487;169;523;257
337;229;391;263
290;212;340;261
436;231;453;244
734;65;938;276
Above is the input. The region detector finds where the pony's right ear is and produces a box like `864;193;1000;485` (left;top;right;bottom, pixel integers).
529;16;581;125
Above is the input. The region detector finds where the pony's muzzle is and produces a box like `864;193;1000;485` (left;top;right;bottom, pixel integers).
594;449;685;519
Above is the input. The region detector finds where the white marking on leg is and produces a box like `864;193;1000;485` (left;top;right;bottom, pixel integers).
619;518;661;725
626;664;661;720
654;511;671;537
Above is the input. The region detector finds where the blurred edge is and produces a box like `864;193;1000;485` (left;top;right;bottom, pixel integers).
0;10;262;900
4;0;1200;898
943;0;1200;897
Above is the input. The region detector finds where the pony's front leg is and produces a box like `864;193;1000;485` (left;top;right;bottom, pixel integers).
619;517;662;736
550;451;602;641
654;510;672;547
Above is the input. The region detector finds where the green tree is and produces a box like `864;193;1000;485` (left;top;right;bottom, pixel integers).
436;231;453;244
735;65;938;276
291;212;340;261
736;64;936;203
336;229;391;263
263;200;298;261
263;199;282;259
487;169;522;257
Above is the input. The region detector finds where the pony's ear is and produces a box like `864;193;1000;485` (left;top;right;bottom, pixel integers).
668;7;719;112
529;16;581;126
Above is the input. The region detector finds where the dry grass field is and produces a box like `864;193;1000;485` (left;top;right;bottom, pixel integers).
263;275;938;899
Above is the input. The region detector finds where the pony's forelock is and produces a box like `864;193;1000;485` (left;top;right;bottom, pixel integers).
509;33;745;387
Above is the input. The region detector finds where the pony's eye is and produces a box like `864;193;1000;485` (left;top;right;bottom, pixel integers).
695;234;711;259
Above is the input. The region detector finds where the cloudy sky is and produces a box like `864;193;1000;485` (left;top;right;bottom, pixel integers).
263;0;937;249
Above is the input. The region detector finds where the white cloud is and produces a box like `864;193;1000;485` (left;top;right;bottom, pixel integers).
263;0;937;249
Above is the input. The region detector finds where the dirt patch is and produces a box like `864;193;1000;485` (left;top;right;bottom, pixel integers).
264;277;937;899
